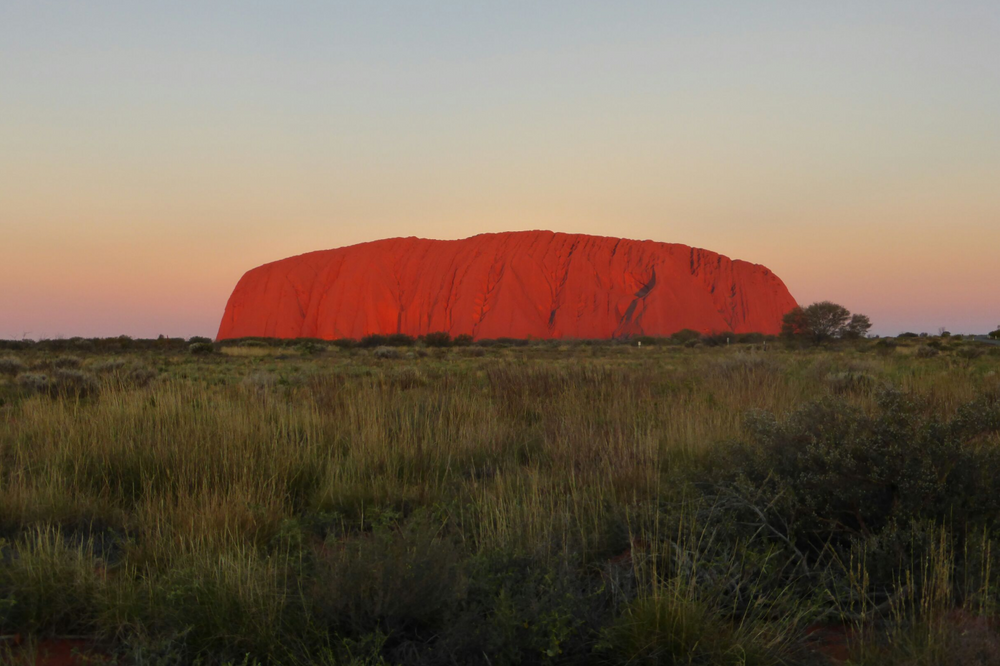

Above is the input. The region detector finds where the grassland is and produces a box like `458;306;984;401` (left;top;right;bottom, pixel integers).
0;335;999;665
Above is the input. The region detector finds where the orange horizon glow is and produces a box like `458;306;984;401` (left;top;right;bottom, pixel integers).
2;2;999;339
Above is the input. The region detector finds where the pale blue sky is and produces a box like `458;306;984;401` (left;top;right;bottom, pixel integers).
2;1;999;337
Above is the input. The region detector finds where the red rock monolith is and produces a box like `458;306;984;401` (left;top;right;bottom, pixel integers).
217;231;796;340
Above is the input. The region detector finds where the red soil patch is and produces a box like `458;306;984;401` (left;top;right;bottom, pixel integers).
1;636;110;666
805;623;854;663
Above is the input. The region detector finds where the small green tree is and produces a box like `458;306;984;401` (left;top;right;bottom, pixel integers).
843;313;872;339
782;301;871;343
989;328;1000;340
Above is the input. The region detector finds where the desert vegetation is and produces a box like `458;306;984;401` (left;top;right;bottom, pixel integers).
0;333;999;664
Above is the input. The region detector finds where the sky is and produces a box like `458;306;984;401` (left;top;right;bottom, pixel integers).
2;1;998;339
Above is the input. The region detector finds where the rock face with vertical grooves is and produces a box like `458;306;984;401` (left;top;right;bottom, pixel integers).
217;231;797;340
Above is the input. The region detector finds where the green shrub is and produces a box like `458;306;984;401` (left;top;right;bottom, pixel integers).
189;342;215;355
0;528;104;635
702;331;735;347
295;340;324;355
360;334;388;348
453;334;474;346
420;332;452;348
0;356;25;376
308;517;465;638
721;389;1000;555
50;369;100;398
916;345;939;358
958;346;986;361
736;332;768;344
52;355;83;369
711;353;781;382
16;373;51;394
825;370;876;394
670;329;702;344
874;339;897;356
438;552;605;665
361;334;415;348
188;336;213;345
600;594;775;666
372;346;400;360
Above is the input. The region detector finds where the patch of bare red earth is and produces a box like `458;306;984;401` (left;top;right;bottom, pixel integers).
805;610;1000;664
1;635;110;666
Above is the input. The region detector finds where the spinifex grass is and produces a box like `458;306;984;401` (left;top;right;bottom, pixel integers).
0;339;997;664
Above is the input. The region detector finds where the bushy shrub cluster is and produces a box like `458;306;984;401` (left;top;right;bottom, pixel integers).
361;334;416;348
720;389;1000;556
15;369;100;398
0;356;26;376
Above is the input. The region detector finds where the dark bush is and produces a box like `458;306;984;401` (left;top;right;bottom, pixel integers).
825;371;876;395
452;334;474;347
360;334;388;348
189;342;215;355
701;331;735;347
0;339;35;352
16;373;50;394
52;356;83;369
295;340;324;355
735;332;768;344
874;339;897;356
958;346;986;361
188;336;213;345
0;357;25;376
420;332;452;348
308;517;465;637
85;359;157;389
670;329;702;344
493;338;530;347
436;552;606;665
50;369;100;398
720;389;1000;555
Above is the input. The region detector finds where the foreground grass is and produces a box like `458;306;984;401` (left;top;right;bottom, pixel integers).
0;339;998;664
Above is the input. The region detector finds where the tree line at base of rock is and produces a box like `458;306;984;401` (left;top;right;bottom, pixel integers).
781;301;872;343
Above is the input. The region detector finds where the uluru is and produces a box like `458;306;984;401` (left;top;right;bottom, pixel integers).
217;231;797;341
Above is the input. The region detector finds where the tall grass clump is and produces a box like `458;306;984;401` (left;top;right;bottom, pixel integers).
1;341;999;663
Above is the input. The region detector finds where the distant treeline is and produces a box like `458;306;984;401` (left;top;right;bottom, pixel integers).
0;329;777;353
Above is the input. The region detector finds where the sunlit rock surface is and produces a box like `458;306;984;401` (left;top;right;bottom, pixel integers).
217;231;797;340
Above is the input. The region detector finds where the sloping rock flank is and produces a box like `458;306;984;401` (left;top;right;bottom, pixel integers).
217;231;796;340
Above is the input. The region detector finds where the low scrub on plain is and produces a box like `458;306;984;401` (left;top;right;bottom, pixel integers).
0;338;998;664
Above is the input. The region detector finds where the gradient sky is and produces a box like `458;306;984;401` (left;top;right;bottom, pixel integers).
2;1;998;339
